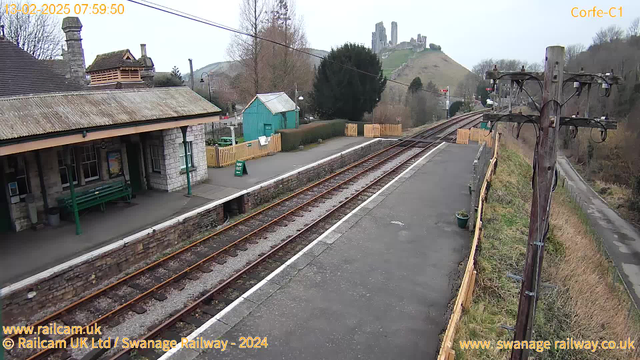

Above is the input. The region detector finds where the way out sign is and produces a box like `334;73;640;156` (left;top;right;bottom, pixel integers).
234;160;248;177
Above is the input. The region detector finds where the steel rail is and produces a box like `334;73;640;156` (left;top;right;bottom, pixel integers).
20;111;482;360
108;113;485;360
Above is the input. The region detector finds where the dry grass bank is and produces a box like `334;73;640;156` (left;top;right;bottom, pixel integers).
453;135;640;359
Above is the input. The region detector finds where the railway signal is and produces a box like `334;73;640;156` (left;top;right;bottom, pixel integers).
483;46;621;360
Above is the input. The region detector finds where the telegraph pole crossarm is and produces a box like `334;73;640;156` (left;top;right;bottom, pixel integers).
483;113;618;130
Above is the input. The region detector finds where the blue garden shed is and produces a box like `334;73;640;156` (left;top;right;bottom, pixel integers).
242;92;298;141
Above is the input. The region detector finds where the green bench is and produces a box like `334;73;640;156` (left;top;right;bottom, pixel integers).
57;180;132;213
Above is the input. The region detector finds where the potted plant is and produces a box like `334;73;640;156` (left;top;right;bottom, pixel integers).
456;209;469;228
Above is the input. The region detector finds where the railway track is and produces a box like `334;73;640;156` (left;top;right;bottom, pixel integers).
6;111;484;360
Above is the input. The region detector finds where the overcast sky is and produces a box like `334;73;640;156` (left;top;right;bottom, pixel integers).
37;0;640;73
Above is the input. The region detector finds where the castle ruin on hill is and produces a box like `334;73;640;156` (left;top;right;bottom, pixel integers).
371;21;427;54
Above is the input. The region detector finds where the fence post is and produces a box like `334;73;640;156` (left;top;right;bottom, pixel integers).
463;269;477;310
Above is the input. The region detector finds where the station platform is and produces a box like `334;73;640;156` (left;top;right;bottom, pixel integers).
195;137;371;200
0;137;372;287
169;143;479;360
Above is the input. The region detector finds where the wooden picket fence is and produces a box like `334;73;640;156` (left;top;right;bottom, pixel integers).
456;128;494;147
380;124;403;136
456;129;470;144
364;124;402;138
437;133;500;360
364;124;381;138
470;128;493;147
206;133;281;167
345;123;358;137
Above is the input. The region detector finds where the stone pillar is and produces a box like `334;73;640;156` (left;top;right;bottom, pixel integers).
61;17;87;86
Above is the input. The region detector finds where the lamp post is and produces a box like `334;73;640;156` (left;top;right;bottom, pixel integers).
200;72;212;103
294;83;304;127
296;95;304;127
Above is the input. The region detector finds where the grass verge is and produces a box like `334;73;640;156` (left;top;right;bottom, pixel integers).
453;140;640;360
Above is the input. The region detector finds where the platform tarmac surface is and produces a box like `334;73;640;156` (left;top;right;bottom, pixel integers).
172;143;479;360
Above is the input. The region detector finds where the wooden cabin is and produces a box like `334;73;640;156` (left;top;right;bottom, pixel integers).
86;49;150;89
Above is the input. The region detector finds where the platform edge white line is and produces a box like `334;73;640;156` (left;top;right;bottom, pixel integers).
157;142;446;360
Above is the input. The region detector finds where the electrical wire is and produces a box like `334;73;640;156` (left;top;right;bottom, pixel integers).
126;0;445;97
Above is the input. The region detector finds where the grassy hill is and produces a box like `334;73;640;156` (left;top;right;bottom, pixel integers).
381;48;471;95
381;49;414;77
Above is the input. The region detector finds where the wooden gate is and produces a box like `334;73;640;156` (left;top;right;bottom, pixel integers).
456;129;470;144
469;128;493;147
364;124;381;138
345;123;358;137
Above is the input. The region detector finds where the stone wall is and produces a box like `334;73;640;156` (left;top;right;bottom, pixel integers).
1;202;224;323
162;124;208;192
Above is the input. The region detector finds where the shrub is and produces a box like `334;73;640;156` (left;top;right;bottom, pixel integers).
449;101;463;117
278;120;346;151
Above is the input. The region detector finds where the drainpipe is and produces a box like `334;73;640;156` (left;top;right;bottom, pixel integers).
64;146;81;235
180;126;192;196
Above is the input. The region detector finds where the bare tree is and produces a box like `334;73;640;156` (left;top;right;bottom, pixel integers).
0;0;63;59
565;43;585;67
260;0;312;95
455;72;480;98
592;25;624;45
628;17;640;37
472;59;494;78
227;0;267;99
526;62;543;72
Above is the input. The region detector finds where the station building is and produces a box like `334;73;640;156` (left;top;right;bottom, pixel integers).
0;19;221;233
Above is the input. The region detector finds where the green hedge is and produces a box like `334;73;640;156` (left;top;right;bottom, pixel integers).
278;120;346;151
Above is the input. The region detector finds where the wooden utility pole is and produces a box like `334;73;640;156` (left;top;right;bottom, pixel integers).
483;46;621;360
510;46;564;360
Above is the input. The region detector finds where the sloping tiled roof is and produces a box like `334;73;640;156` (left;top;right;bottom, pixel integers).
41;59;70;77
86;49;144;72
0;37;85;97
250;92;296;115
0;87;221;142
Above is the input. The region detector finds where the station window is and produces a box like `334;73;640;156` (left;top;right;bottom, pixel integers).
6;155;30;200
80;145;100;181
57;150;77;187
150;145;163;173
179;142;193;170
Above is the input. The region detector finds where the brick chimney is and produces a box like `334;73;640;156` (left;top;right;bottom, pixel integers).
139;44;155;87
61;17;87;85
